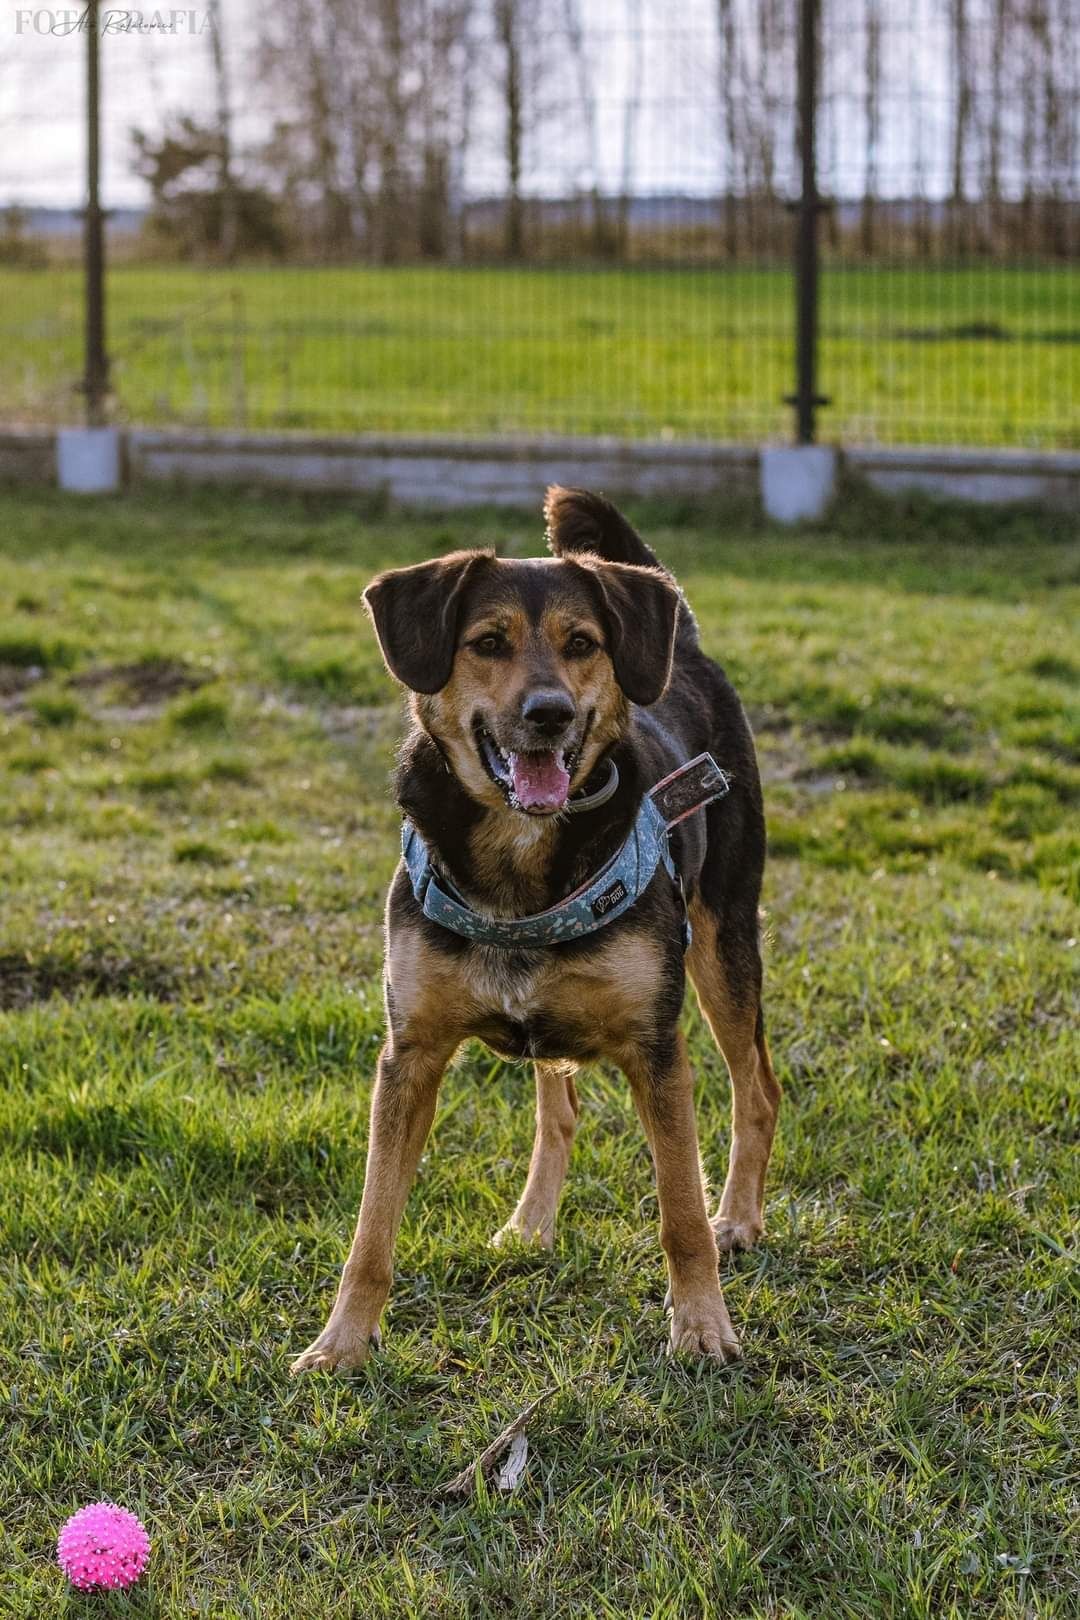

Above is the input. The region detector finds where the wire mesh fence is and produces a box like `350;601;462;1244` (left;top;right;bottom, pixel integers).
0;0;1077;447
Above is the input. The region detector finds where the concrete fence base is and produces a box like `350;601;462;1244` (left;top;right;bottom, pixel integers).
56;427;122;494
0;426;1077;516
760;446;838;522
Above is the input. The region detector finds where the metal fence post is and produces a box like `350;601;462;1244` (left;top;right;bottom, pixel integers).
787;0;828;444
84;0;109;426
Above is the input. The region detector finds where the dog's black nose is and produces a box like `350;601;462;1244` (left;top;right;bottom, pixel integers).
521;688;575;738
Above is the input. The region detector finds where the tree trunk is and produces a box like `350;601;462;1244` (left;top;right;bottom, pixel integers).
949;0;971;256
376;0;407;264
207;0;238;261
616;0;643;259
861;0;881;258
563;0;607;254
987;0;1008;251
496;0;524;258
716;0;740;259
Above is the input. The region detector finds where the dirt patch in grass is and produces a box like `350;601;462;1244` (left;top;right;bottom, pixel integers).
71;657;208;705
0;664;44;703
0;950;187;1010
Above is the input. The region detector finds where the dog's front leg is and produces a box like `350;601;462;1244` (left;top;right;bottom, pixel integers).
290;1036;453;1374
623;1029;741;1363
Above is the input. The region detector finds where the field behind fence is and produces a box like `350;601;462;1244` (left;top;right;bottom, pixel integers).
2;262;1079;448
2;0;1078;455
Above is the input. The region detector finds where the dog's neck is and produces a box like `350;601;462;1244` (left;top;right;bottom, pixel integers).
395;729;641;919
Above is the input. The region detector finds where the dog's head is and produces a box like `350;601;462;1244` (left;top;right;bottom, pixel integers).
364;512;679;817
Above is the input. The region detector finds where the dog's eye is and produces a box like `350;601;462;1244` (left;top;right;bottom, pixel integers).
470;633;508;657
565;632;597;658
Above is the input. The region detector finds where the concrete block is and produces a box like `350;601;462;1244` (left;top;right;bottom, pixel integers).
126;430;759;507
0;429;55;485
845;447;1080;510
760;445;837;523
57;427;121;493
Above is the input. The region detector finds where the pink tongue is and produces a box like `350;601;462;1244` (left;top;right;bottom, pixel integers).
510;751;571;810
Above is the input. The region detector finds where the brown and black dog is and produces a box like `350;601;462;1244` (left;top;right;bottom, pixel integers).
291;487;779;1371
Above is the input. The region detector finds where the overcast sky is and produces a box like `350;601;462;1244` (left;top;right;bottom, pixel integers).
0;0;987;212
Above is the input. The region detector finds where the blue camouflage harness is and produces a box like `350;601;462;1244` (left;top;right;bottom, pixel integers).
401;753;730;950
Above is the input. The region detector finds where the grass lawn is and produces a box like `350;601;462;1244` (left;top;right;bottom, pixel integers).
2;263;1078;447
1;483;1078;1617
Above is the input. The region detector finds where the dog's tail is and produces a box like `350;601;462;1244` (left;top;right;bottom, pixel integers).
545;485;701;655
544;486;664;572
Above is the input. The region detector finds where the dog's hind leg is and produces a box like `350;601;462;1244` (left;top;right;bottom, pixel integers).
493;1060;579;1250
687;899;781;1254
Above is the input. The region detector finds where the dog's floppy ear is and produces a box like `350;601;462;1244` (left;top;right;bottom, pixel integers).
363;549;493;693
571;556;681;707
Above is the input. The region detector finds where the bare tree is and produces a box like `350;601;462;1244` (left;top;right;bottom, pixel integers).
372;0;407;263
258;0;354;254
257;0;474;260
716;0;742;257
986;0;1009;248
949;0;972;254
616;0;643;257
206;0;238;260
860;0;882;256
495;0;524;257
1037;0;1069;256
562;0;608;253
417;0;473;257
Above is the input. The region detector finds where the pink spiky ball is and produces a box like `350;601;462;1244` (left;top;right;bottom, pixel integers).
57;1502;150;1592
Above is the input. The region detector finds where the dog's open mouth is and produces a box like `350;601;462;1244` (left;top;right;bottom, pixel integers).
475;721;576;814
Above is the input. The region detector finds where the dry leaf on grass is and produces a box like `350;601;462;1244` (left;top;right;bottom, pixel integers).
441;1386;557;1497
496;1429;529;1492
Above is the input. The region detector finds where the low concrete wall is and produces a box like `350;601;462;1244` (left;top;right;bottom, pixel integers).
1;425;1077;512
0;428;56;486
847;446;1080;510
126;430;759;506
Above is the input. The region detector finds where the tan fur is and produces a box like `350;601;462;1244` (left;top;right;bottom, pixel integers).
289;1030;458;1373
493;1060;580;1249
541;932;664;1061
290;924;675;1374
387;921;665;1064
467;813;558;916
415;597;627;847
621;1030;740;1358
686;898;781;1252
292;544;763;1376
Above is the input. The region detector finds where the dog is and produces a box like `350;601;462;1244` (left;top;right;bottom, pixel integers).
291;487;779;1371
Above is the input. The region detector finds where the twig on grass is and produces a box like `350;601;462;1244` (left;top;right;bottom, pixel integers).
440;1385;559;1497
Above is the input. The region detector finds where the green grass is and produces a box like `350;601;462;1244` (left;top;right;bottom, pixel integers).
1;484;1078;1617
2;263;1078;446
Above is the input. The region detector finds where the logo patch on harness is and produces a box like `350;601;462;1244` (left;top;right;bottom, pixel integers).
591;878;628;919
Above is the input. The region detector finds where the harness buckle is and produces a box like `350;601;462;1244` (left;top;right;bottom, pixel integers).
650;753;731;828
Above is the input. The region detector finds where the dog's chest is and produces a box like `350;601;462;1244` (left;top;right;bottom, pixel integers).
462;941;655;1064
463;950;573;1059
469;950;547;1024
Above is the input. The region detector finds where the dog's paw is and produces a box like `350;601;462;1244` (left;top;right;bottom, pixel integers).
711;1214;763;1254
289;1320;380;1376
668;1295;741;1364
492;1213;554;1252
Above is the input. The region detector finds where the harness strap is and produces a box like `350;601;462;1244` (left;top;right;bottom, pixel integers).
401;752;730;951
